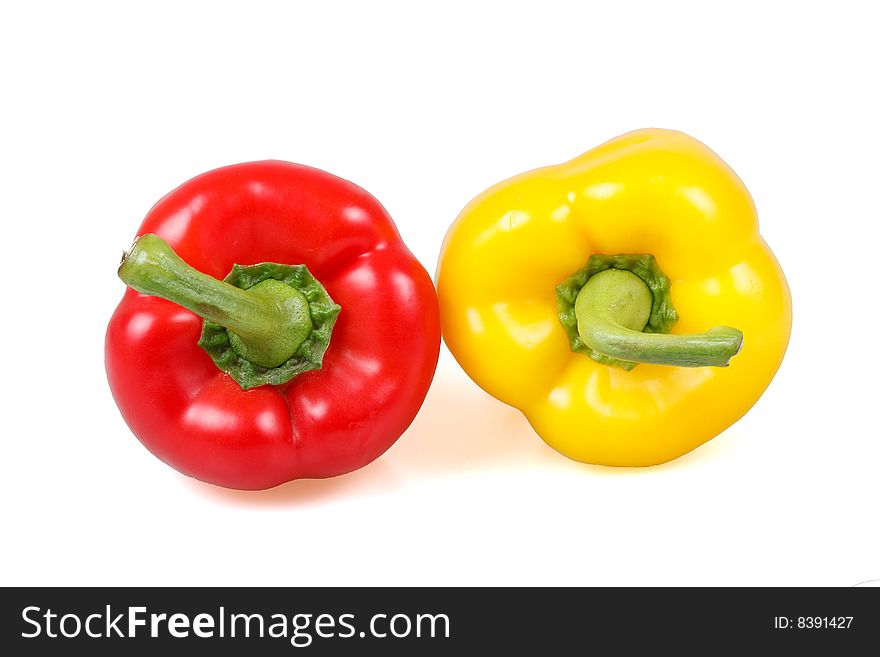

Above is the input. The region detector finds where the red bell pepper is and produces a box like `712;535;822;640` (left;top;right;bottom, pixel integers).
106;161;440;490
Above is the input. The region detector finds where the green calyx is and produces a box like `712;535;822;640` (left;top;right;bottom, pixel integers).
198;262;340;389
557;254;678;370
118;234;340;390
556;254;742;370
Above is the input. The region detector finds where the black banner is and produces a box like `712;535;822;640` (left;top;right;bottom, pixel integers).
2;587;878;654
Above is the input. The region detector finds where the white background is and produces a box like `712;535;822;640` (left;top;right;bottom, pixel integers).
2;1;877;586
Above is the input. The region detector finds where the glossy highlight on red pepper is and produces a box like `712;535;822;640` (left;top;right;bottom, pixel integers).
106;161;441;490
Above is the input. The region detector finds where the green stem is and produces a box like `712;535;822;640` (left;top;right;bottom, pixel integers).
574;268;743;368
118;234;313;369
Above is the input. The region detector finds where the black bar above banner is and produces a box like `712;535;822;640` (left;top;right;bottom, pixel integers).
2;587;878;655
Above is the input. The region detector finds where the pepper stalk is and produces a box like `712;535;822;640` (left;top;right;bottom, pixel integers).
118;233;340;389
557;254;743;369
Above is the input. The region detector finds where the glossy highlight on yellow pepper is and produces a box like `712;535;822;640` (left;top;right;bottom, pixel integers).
437;129;792;466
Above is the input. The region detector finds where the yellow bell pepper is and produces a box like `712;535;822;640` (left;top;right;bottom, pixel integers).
437;128;791;466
